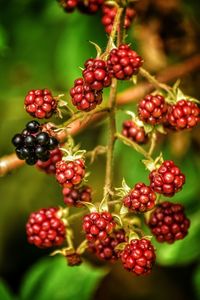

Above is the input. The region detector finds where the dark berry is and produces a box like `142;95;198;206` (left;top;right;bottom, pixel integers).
149;160;185;197
70;78;103;111
107;44;143;80
24;135;36;148
26;120;40;133
83;211;116;242
82;58;111;91
148;201;190;243
166;100;200;130
36;148;63;174
12;134;24;147
62;185;92;207
26;156;38;165
35;145;48;159
48;137;59;150
16;148;25;160
88;229;126;262
56;159;85;187
26;207;66;248
122;120;148;144
36;132;50;146
24;89;57;119
138;94;168;125
123;183;156;213
121;238;156;275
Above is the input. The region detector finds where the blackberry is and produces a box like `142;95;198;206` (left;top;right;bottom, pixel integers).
62;185;92;207
107;44;143;80
70;78;103;111
138;94;168;125
121;238;156;275
24;89;57;119
122;120;148;144
83;212;116;242
36;148;63;174
149;160;185;197
166;100;200;130
26;207;66;248
148;201;190;243
123;183;156;213
56;159;85;187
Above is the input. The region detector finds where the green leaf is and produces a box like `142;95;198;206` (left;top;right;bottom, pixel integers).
155;211;200;266
20;256;107;300
0;281;13;300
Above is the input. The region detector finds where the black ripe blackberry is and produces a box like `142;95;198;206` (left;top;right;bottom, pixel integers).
12;120;59;165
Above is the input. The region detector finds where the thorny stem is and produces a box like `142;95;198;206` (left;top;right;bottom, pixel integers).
115;132;152;160
104;7;124;201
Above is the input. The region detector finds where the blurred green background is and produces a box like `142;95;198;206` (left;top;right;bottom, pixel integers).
0;0;200;299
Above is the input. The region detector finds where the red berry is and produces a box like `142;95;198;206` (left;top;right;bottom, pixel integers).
122;120;148;144
121;238;156;275
138;94;168;125
70;78;103;111
107;44;143;80
88;229;126;262
24;89;57;119
148;201;190;243
62;185;92;207
56;159;85;187
83;212;116;242
149;160;185;197
101;5;136;34
166;100;200;130
123;183;156;213
26;207;66;248
77;0;103;14
82;59;111;91
36;148;62;174
58;0;78;12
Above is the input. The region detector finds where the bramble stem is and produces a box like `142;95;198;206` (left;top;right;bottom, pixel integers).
148;131;157;156
115;132;152;160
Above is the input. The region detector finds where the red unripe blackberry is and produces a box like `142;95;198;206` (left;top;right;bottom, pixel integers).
26;207;66;248
122;120;148;144
70;78;103;111
88;229;126;262
36;148;62;174
58;0;78;12
138;94;168;125
83;212;116;242
148;201;190;244
82;58;111;91
24;89;57;119
62;185;92;207
77;0;103;14
166;100;200;130
123;183;156;213
56;159;85;187
121;238;156;275
107;44;143;80
101;5;136;34
149;160;185;197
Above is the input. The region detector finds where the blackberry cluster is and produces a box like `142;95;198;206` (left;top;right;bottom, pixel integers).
123;183;156;213
107;44;143;80
148;201;190;243
138;94;168;125
70;78;103;111
58;0;103;14
36;147;63;174
121;238;156;275
24;89;57;119
101;5;136;34
149;160;185;197
26;207;66;248
62;185;92;207
122;120;148;144
83;212;116;242
56;159;85;187
88;229;126;262
12;121;59;165
167;100;200;130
